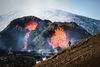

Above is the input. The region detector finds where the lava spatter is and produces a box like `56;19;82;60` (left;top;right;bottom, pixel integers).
22;20;38;51
25;20;38;31
49;25;69;48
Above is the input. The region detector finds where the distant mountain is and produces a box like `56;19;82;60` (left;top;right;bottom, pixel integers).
0;9;100;35
41;10;100;35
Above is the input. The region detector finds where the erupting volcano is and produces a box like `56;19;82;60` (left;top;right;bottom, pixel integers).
24;20;38;31
22;20;38;50
49;25;69;48
0;15;95;67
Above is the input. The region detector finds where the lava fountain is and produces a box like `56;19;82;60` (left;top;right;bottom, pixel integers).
22;20;38;50
49;25;69;48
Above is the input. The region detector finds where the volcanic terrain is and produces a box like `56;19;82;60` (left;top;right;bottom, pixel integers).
34;33;100;67
0;16;99;67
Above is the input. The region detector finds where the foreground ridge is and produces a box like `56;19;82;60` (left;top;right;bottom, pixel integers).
34;33;100;67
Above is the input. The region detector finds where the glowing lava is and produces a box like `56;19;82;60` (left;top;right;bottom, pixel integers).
49;25;69;48
25;20;38;31
22;20;38;50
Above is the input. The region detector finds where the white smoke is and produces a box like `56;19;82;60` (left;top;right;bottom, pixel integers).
0;0;70;15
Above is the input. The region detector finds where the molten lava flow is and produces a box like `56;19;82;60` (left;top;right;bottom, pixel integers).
49;26;69;48
22;32;30;50
25;20;38;31
22;20;38;50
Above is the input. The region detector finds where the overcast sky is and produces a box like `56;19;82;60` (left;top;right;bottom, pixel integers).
0;0;100;20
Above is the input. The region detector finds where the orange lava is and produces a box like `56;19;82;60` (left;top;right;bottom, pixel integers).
25;20;38;31
22;20;38;51
49;26;69;48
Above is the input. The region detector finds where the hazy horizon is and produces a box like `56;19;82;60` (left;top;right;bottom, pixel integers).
0;0;100;20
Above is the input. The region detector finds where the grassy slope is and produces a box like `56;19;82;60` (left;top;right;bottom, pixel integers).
34;34;100;67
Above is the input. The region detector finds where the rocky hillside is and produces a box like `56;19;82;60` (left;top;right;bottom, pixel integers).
31;22;91;56
34;33;100;67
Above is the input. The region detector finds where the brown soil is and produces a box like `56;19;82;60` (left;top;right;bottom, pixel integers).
34;33;100;67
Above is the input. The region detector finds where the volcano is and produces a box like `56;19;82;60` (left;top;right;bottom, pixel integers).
0;16;51;51
29;22;91;56
0;13;99;67
0;9;100;35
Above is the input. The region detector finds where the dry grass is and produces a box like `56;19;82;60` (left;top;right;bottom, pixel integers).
34;34;100;67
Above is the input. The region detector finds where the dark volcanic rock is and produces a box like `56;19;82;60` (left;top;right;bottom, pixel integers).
29;22;91;56
0;49;7;56
0;16;51;51
0;16;93;67
0;51;43;67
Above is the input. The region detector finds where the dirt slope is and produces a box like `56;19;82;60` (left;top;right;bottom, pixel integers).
34;34;100;67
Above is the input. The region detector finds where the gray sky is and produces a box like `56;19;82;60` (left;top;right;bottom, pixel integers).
0;0;100;20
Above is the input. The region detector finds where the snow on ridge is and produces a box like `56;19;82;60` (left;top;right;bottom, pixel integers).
0;9;100;35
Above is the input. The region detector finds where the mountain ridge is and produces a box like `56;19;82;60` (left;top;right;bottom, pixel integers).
0;9;100;35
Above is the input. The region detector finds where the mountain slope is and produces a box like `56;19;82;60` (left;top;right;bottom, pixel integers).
0;9;100;35
30;22;91;56
0;16;51;51
34;33;100;67
42;10;100;35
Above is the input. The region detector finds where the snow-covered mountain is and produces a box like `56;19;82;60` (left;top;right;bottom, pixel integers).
0;9;100;35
